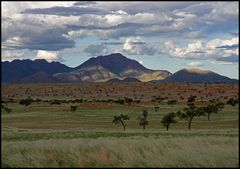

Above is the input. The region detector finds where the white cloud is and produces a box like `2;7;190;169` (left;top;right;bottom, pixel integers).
188;61;203;67
36;50;62;62
138;60;144;65
164;40;204;59
210;61;235;65
117;37;157;55
164;37;239;63
2;50;25;61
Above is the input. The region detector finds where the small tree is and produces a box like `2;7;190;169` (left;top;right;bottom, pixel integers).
187;95;197;108
154;106;159;112
1;104;12;114
19;98;32;106
125;98;133;105
167;100;177;107
4;107;12;114
177;95;202;130
138;110;149;130
202;101;224;121
70;105;77;112
161;112;177;131
113;114;130;130
226;98;238;106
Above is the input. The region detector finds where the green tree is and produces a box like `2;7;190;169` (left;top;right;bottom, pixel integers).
138;110;149;130
161;112;177;131
177;96;202;130
154;106;159;112
70;105;77;112
4;107;12;114
113;114;130;130
226;98;238;106
19;98;32;106
167;100;177;107
202;101;224;121
125;98;133;105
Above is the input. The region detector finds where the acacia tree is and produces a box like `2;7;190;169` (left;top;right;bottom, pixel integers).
125;98;133;105
177;95;203;130
1;104;12;113
167;100;177;107
113;114;130;130
226;98;238;106
70;105;78;112
138;110;149;130
202;101;224;121
19;98;32;106
161;112;177;131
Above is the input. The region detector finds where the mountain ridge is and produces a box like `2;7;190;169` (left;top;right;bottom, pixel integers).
1;53;238;84
152;68;238;83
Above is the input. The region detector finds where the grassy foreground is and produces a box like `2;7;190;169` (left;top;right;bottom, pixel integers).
1;99;239;167
2;129;238;168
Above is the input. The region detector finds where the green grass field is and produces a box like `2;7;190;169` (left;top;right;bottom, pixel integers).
1;100;239;167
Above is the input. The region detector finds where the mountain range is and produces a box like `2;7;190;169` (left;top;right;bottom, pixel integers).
1;53;238;84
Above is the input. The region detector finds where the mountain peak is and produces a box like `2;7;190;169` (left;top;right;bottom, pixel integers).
78;53;148;74
181;68;212;74
160;68;237;83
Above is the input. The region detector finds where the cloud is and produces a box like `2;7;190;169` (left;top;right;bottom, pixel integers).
164;40;204;59
210;61;235;65
216;55;239;63
73;1;97;6
117;37;157;55
187;61;204;67
138;60;144;65
164;37;239;63
36;50;63;62
2;50;25;61
83;44;109;56
102;42;123;45
1;1;239;60
216;44;239;49
2;19;75;51
22;6;106;16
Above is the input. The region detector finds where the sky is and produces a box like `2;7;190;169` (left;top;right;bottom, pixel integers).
1;1;239;79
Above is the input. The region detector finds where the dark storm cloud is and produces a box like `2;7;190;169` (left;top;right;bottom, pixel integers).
3;28;75;51
216;44;239;49
216;55;239;63
22;6;107;16
66;22;146;31
190;51;205;54
74;1;97;6
102;42;123;45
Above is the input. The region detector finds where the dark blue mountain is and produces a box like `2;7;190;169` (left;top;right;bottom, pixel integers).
2;59;72;83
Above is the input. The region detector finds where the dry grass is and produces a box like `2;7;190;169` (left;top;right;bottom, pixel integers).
2;134;238;168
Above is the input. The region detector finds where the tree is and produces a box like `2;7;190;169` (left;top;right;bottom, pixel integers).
177;96;202;130
187;95;197;108
202;101;224;121
4;107;12;114
1;104;12;113
70;105;77;112
161;112;177;131
167;100;177;107
226;98;238;106
154;106;159;112
138;110;149;130
112;114;130;130
125;98;133;105
19;98;32;106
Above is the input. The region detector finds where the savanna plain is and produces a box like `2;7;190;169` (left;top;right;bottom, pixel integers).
1;82;239;167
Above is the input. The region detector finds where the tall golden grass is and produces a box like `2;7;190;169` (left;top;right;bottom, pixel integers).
2;136;238;167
